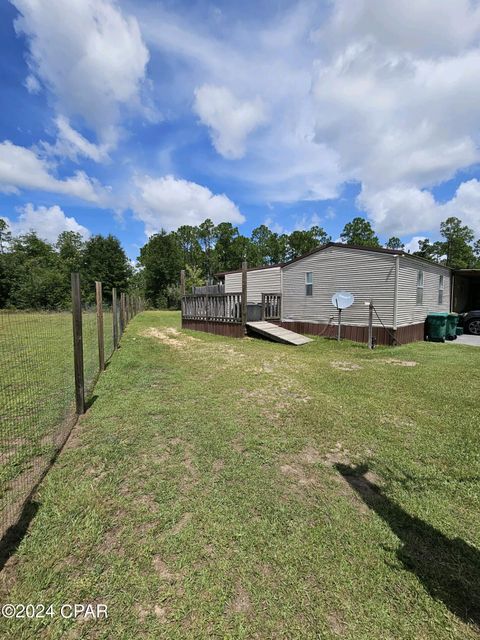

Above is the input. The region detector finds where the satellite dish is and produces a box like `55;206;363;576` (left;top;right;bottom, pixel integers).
331;291;354;310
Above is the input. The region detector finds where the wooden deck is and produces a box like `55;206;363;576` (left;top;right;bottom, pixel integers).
246;321;312;346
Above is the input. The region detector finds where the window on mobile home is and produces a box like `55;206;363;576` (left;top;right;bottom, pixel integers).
438;274;444;305
305;272;313;296
416;270;424;305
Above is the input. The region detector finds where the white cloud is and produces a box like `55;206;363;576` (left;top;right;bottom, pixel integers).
44;116;111;163
132;175;245;236
307;0;480;234
194;85;266;159
359;180;480;236
404;236;427;254
12;0;150;145
24;73;40;94
319;0;480;57
137;3;343;202
311;43;480;190
0;140;106;203
3;204;90;243
139;1;480;231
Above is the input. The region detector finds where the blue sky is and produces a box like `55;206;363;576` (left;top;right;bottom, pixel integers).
1;0;480;261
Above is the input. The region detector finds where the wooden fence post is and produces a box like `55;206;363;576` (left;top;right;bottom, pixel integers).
71;273;85;415
120;292;125;335
120;293;126;335
112;287;118;350
241;261;248;330
95;281;105;372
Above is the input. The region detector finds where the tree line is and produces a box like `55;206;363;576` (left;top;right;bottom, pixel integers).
138;216;480;306
0;220;132;309
1;214;479;309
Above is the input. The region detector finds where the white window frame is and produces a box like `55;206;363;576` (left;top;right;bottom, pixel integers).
416;270;424;305
305;272;313;297
438;274;444;305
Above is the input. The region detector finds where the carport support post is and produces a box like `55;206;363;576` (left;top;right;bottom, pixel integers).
241;260;248;331
368;300;374;349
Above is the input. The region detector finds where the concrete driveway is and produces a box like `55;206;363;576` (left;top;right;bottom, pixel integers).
448;334;480;347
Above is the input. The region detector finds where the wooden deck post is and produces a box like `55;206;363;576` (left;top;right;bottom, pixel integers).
241;261;248;330
71;273;85;415
112;287;118;349
95;281;105;371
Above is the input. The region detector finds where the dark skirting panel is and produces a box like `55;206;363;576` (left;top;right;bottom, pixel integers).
181;318;425;345
182;319;245;338
278;321;425;346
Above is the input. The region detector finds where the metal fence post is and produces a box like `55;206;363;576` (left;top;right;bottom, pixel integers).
368;300;374;349
112;287;118;349
96;281;105;371
71;273;85;415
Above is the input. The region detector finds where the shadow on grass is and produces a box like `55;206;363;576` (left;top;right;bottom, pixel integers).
336;463;480;629
0;500;40;572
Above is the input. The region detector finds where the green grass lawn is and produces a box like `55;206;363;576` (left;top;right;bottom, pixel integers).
0;311;114;526
1;310;479;639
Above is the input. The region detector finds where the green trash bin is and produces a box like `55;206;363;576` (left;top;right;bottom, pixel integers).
446;312;458;340
426;312;448;342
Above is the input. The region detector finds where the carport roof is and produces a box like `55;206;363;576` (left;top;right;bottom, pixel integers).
454;269;480;278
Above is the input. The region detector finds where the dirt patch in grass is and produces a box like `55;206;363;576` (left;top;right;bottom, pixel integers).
327;611;347;636
280;463;317;486
141;327;200;350
231;435;245;454
381;358;418;367
99;527;125;557
170;512;192;535
331;361;362;371
295;445;323;465
379;414;416;429
323;443;352;466
138;494;159;511
135;603;170;624
153;556;178;582
228;582;252;614
212;459;225;473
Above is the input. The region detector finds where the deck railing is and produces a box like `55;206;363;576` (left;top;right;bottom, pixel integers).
262;293;282;321
182;293;242;323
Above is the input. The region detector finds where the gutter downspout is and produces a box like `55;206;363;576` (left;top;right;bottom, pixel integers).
393;255;400;331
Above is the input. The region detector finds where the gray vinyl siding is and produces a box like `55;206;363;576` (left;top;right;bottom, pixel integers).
224;267;281;303
396;257;451;325
282;246;396;327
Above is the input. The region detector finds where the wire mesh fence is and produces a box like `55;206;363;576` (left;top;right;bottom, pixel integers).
0;275;143;540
